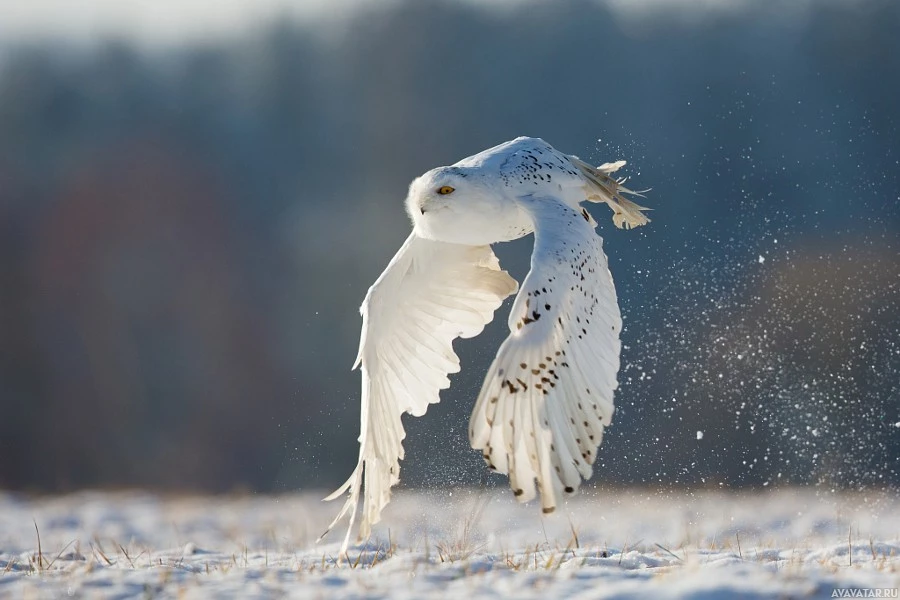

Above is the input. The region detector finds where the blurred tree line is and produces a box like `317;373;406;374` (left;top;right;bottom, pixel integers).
0;0;897;492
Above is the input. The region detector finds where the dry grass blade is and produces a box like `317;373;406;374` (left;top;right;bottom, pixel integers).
32;520;46;572
568;516;580;550
91;541;113;566
46;539;78;570
3;557;18;573
118;543;136;568
619;538;642;566
848;526;852;567
654;543;683;563
369;545;382;569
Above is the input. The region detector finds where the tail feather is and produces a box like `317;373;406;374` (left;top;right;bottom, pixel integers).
569;156;651;230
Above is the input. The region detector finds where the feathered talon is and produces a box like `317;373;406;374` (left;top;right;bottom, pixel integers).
569;156;651;229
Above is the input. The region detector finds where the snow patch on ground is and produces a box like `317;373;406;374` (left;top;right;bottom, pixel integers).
1;488;897;598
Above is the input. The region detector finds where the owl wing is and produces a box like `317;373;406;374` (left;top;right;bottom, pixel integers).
469;195;621;514
321;233;518;555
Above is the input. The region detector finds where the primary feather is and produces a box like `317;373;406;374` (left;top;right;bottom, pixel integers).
321;137;648;556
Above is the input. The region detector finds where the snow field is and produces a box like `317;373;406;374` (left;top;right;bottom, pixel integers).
1;488;897;598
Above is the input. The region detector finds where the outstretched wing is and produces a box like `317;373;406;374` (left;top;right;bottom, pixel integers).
469;195;621;514
322;233;517;554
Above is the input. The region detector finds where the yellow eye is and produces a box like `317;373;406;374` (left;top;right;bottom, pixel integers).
437;186;455;195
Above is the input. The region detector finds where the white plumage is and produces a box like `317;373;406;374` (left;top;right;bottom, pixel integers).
320;137;649;555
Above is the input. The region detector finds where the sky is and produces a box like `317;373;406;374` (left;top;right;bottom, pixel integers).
0;0;753;47
0;0;369;47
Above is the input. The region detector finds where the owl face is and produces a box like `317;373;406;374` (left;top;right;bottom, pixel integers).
405;167;533;245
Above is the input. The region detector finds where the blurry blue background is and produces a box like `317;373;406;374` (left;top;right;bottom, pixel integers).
0;0;897;493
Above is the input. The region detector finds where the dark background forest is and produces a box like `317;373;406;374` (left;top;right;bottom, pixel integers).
0;0;897;494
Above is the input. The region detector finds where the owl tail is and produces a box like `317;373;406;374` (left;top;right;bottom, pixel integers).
569;156;651;230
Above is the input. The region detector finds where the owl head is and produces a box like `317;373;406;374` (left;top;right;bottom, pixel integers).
405;166;531;245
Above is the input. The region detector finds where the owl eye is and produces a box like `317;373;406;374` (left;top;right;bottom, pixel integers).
437;186;455;195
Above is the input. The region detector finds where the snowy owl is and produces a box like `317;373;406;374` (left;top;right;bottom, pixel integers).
321;137;649;554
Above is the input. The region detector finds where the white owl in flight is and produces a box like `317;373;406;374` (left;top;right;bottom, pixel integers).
321;137;649;554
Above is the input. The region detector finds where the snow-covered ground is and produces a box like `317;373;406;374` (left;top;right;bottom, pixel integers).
1;487;897;598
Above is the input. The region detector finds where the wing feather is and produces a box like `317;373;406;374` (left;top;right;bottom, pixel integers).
468;195;621;512
321;233;517;555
